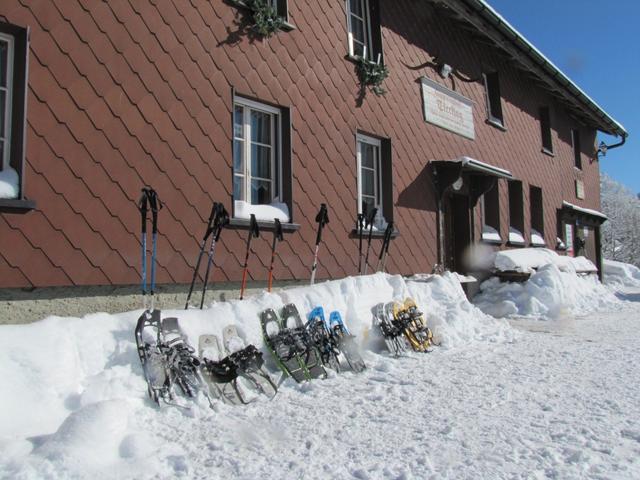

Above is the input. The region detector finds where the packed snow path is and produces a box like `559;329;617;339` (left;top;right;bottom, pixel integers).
2;308;639;479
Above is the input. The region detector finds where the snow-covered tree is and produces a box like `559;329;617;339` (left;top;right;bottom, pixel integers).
600;173;640;266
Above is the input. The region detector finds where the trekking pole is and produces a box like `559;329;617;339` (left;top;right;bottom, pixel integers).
267;218;283;293
199;203;229;309
239;214;260;300
137;188;150;311
377;221;394;272
310;203;329;285
185;202;218;309
356;212;365;274
362;207;378;275
146;188;161;312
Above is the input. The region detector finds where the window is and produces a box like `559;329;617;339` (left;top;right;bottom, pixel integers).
483;72;504;127
530;185;544;246
356;133;392;229
346;0;382;61
539;106;553;154
233;96;291;222
481;181;501;243
571;129;582;169
508;180;524;245
0;33;14;171
0;22;30;208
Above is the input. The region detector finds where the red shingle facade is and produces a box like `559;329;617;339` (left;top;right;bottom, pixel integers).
0;0;611;289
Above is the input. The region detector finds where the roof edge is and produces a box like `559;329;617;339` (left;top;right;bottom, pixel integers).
460;0;628;138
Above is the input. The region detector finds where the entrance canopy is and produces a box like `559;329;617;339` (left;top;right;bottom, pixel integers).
431;157;513;205
560;201;607;226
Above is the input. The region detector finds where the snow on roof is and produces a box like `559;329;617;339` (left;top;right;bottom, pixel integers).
562;201;608;220
463;0;627;138
458;156;513;178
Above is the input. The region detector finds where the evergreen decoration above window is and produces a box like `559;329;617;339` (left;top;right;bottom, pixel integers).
356;56;389;96
245;0;285;37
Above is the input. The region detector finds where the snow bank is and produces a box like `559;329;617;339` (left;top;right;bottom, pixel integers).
0;167;19;199
0;273;513;478
494;247;596;273
474;263;622;319
603;259;640;288
234;200;290;222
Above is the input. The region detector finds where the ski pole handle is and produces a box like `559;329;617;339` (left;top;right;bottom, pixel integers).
314;203;329;246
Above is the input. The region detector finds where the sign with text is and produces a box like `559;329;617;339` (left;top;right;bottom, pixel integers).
421;76;475;140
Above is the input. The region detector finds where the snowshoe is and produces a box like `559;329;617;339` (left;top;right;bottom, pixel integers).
281;304;327;379
374;302;409;356
222;325;278;399
392;300;432;352
328;311;366;372
260;308;311;383
161;317;213;406
403;297;437;349
135;309;172;404
198;334;245;405
306;307;341;372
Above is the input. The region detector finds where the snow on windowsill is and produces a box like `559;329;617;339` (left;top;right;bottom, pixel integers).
234;201;290;223
556;237;566;250
508;227;525;245
0;167;19;200
481;225;502;243
530;229;546;247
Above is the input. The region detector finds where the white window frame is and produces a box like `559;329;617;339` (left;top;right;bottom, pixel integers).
233;97;282;208
356;133;385;228
346;0;373;60
0;32;14;171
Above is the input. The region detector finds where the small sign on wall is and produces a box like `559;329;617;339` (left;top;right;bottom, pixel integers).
575;179;585;199
565;223;574;257
420;77;475;140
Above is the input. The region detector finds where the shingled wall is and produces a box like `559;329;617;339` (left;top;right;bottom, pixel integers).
0;0;602;289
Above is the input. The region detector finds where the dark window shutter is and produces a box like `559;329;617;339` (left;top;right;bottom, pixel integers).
276;0;288;21
368;0;384;63
572;129;582;169
381;138;393;223
485;72;503;124
281;106;293;222
540;106;553;152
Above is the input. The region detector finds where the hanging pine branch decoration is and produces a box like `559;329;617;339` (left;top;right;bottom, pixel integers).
245;0;285;38
356;56;389;96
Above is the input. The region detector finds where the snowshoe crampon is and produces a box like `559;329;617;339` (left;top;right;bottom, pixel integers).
223;325;277;399
198;334;245;405
306;306;341;372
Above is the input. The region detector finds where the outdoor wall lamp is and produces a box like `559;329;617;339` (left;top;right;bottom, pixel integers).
439;63;453;78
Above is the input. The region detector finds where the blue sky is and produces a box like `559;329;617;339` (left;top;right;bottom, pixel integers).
488;0;640;194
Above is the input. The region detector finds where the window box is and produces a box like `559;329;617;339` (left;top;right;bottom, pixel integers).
227;0;295;35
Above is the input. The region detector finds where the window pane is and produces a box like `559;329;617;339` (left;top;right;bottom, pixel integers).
362;197;375;216
360;143;374;168
251;144;271;179
362;168;375;196
0;90;5;137
352;41;365;58
0;41;7;89
251;179;272;204
350;16;366;44
234;105;244;139
251;110;271;145
349;0;364;18
233;174;245;201
233;139;244;174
